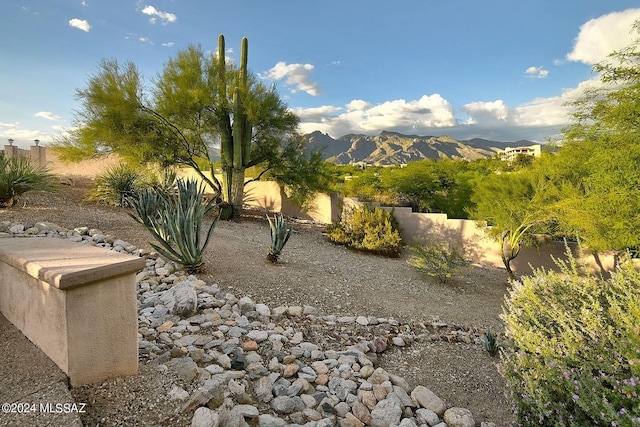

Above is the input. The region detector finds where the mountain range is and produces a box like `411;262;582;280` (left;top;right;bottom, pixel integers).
304;130;535;165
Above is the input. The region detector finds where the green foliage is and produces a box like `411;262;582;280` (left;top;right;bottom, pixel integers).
500;249;640;426
263;135;331;209
55;36;310;221
266;213;293;263
481;329;500;357
0;152;56;208
406;239;466;283
86;162;144;207
553;22;640;252
128;178;219;272
327;205;403;257
331;158;502;219
468;164;559;279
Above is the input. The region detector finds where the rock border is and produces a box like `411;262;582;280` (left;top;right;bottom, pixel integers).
1;220;498;427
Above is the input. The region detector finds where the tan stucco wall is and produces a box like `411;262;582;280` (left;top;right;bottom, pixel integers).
0;238;142;386
46;149;124;176
176;168;339;224
342;198;623;275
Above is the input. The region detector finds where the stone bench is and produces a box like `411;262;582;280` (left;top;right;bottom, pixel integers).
0;237;145;386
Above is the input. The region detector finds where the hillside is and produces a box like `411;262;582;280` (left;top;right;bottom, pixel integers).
304;130;532;165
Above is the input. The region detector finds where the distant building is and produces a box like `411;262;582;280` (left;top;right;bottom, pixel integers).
498;144;541;162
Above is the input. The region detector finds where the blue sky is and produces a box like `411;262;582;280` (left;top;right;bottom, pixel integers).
1;1;640;149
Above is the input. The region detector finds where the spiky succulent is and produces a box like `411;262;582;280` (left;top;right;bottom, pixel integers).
129;178;219;272
481;329;500;357
267;213;293;263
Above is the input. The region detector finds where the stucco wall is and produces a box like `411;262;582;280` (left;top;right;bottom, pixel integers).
342;198;621;275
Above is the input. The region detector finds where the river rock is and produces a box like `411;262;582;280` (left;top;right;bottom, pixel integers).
161;280;198;317
444;407;475;427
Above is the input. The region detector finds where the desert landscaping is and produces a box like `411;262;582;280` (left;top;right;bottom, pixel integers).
0;177;513;426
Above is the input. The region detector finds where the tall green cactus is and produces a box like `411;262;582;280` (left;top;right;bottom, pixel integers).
217;34;252;220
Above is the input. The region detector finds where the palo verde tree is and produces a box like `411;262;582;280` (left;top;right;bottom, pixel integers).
552;20;640;253
468;161;559;279
56;35;310;219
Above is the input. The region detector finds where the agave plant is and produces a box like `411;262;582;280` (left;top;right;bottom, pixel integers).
481;329;500;357
267;213;293;263
129;178;219;272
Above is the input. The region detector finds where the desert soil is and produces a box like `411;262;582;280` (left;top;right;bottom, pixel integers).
1;177;515;426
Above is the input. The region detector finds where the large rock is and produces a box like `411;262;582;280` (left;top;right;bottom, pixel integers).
369;397;403;427
218;403;259;427
161;280;198;317
411;385;446;416
415;408;441;426
191;407;219;427
166;357;199;382
443;407;475;427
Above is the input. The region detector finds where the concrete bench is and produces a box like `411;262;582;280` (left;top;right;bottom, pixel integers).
0;237;145;386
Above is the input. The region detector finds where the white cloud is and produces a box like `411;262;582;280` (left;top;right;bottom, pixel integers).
567;8;640;65
264;62;322;96
296;94;457;137
162;42;175;47
525;66;549;79
294;78;609;142
68;18;91;32
345;100;372;111
462;100;514;125
0;122;55;147
141;5;177;25
34;112;61;121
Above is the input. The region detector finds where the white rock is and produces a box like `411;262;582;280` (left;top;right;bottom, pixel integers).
444;407;475;427
191;407;219;427
411;385;446;416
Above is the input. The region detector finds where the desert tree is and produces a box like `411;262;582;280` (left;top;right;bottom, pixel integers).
468;162;559;279
55;35;322;219
553;20;640;253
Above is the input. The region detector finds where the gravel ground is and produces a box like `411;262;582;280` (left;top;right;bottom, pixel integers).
1;177;515;426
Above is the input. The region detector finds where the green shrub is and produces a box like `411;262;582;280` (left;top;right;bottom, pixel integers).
87;162;143;207
128;178;219;272
327;205;402;256
0;152;56;207
406;239;466;283
500;249;640;426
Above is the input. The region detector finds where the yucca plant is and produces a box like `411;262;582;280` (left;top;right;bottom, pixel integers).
0;152;56;207
128;178;219;272
266;213;293;263
87;162;142;207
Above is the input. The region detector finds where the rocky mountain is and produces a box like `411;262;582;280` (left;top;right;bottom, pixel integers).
304;130;534;165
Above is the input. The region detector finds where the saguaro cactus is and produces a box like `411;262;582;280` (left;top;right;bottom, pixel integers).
217;34;252;220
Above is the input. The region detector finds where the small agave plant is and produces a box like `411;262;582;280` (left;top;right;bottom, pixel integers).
267;213;293;263
481;329;500;357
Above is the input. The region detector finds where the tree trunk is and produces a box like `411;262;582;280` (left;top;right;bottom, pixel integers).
501;233;518;281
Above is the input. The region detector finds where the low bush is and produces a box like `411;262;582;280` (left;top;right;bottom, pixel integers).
0;152;56;207
326;205;402;257
406;239;466;283
87;162;143;207
500;249;640;426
